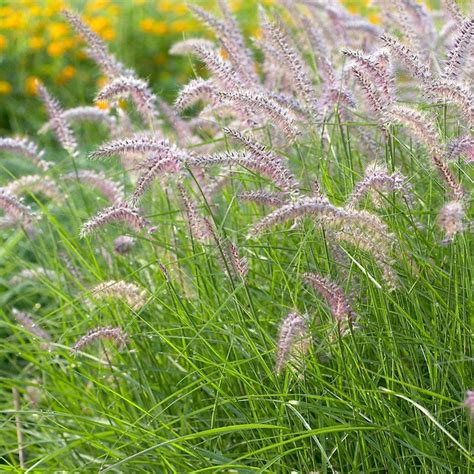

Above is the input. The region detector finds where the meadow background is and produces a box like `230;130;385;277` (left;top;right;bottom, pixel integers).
0;0;472;472
0;0;448;133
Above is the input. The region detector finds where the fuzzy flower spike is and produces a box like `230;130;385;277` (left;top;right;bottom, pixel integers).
275;312;311;375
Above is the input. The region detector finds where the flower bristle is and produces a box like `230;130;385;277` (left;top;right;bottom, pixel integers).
36;81;79;157
71;326;128;354
0;137;51;170
275;312;310;375
88;280;147;311
79;202;153;238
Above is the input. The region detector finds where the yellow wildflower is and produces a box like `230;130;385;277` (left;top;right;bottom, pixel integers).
55;65;76;85
153;21;168;35
29;5;42;16
96;100;110;110
88;16;110;33
347;5;360;14
140;18;155;33
25;76;40;95
0;34;6;49
2;13;26;29
96;76;108;88
45;0;66;16
86;0;110;11
173;4;188;15
61;38;75;50
252;27;262;39
0;7;14;17
47;42;66;57
61;65;76;79
101;28;116;41
107;5;119;16
220;48;229;60
157;0;173;13
171;20;190;33
29;37;45;50
368;13;381;25
229;0;243;11
0;80;12;95
49;22;69;40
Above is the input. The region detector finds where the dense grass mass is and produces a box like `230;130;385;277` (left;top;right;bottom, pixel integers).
0;0;473;472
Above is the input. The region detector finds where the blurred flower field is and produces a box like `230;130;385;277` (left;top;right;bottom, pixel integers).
0;0;465;134
0;0;395;133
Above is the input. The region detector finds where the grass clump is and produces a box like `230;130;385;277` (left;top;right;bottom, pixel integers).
0;1;472;471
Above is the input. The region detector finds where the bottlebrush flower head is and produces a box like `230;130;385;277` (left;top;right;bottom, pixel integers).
10;268;62;286
63;170;124;204
385;105;465;199
446;136;474;163
334;226;398;290
131;154;182;205
218;238;249;281
88;280;147;311
80;202;154;238
384;105;442;154
96;76;159;125
342;49;394;107
5;175;63;203
170;38;216;56
62;9;134;79
71;326;128;354
398;0;436;57
113;235;136;255
216;0;259;84
250;196;344;236
12;308;51;343
89;134;186;161
39;106;116;135
0;137;51;171
437;200;465;244
441;0;464;26
189;3;257;86
224;127;300;191
347;162;413;208
300;15;332;81
351;67;387;118
266;91;308;119
238;190;289;207
216;90;299;140
380;34;431;82
226;240;248;280
36;81;79;157
177;183;214;244
303;273;355;325
424;80;473;126
192;45;243;89
174;79;217;112
259;9;319;117
59;251;82;282
275;312;310;375
253;35;291;92
344;17;383;37
443;18;474;81
0;190;34;229
188;150;297;193
464;390;474;419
